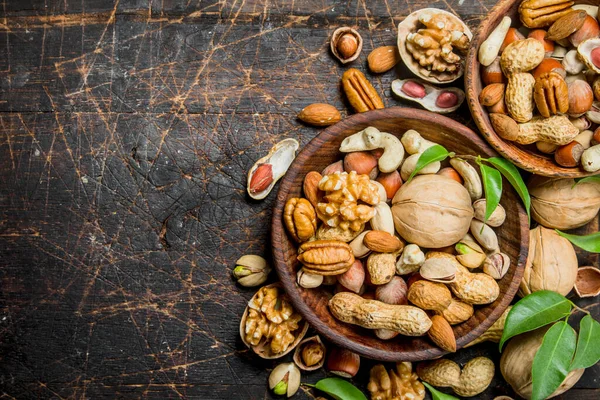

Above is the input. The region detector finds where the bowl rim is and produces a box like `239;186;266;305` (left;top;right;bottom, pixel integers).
271;107;529;361
465;0;599;178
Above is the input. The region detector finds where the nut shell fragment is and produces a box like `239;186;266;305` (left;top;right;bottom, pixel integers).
293;335;326;371
247;138;299;200
331;27;363;64
574;267;600;298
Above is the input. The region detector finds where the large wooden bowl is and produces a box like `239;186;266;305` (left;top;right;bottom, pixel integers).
465;0;598;178
271;108;529;361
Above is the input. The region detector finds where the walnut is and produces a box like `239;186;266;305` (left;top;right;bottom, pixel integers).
405;11;470;73
317;171;379;231
368;362;425;400
243;286;305;357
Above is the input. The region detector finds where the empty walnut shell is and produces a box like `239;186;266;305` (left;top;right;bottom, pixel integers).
293;335;326;371
397;8;472;83
330;27;363;64
574;267;600;298
239;283;308;359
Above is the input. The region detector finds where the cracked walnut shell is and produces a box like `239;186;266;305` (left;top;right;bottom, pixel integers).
284;197;317;242
368;362;425;400
240;284;308;359
534;72;569;118
317;171;379;232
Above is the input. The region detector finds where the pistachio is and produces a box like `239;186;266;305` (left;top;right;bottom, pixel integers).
470;220;499;252
483;252;511;280
297;268;324;288
419;257;457;283
233;255;271;287
269;362;301;397
473;199;506;227
455;234;486;269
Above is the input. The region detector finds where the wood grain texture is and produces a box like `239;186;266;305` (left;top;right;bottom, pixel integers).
465;0;599;177
272;108;528;362
0;0;597;399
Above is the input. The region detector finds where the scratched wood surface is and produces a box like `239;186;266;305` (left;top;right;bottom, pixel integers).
0;0;598;399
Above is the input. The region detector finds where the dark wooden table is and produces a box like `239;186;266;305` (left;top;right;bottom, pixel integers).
0;1;598;398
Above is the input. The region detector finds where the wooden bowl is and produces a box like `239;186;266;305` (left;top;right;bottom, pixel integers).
271;107;529;362
465;0;599;178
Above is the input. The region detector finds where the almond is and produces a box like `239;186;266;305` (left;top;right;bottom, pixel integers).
303;171;323;208
363;231;403;253
427;315;457;352
546;10;588;41
297;103;341;127
479;83;505;107
367;46;401;74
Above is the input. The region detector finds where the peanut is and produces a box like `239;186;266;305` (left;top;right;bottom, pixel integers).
407;280;452;311
505;72;536;123
449;264;500;305
366;252;397;285
464;306;511;347
329;292;432;336
417;357;494;397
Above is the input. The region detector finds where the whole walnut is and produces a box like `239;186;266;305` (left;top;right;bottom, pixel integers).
392;175;473;248
501;327;584;399
529;176;600;230
519;226;578;297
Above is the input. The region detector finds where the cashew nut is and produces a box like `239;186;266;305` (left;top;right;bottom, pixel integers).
349;230;371;258
478;16;511;67
371;180;388;203
396;243;425;275
371;202;395;235
449;158;483;201
339;127;405;173
400;130;436;155
581;144;600;172
574;130;594;149
400;153;441;181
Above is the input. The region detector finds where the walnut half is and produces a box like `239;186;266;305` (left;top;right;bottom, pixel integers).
368;362;425;400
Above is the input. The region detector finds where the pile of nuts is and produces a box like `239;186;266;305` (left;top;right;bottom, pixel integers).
478;1;600;171
283;126;511;353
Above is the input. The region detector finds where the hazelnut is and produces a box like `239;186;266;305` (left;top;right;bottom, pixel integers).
376;171;402;200
567;80;594;116
321;160;344;176
481;57;505;85
330;27;362;64
593;127;600;146
375;276;408;305
570;15;600;47
532;58;565;80
327;347;360;378
528;29;554;56
337;259;365;293
437;167;463;184
344;151;378;176
500;28;525;52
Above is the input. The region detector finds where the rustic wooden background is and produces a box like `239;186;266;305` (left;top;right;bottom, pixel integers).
0;0;598;398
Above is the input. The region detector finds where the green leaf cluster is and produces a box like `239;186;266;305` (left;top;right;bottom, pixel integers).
500;291;600;400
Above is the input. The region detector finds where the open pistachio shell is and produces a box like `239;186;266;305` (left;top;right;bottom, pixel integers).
391;79;465;114
577;37;600;74
419;257;456;283
239;283;309;359
397;8;472;83
247;138;299;200
293;335;326;371
574;266;600;298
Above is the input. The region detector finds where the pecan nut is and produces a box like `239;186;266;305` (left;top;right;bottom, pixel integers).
297;240;355;275
519;0;574;28
342;68;385;113
534;72;569;118
284;198;317;242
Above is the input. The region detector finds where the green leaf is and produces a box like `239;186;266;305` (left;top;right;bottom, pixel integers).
486;157;530;222
313;378;367;400
573;176;600;187
500;291;572;351
422;382;459;400
532;321;577;400
556;230;600;253
570;314;600;371
479;164;503;225
407;145;452;183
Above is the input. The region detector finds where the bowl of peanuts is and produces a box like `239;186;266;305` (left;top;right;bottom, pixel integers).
271;107;529;361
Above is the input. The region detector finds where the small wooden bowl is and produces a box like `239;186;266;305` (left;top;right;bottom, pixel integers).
271;107;529;362
465;0;598;178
